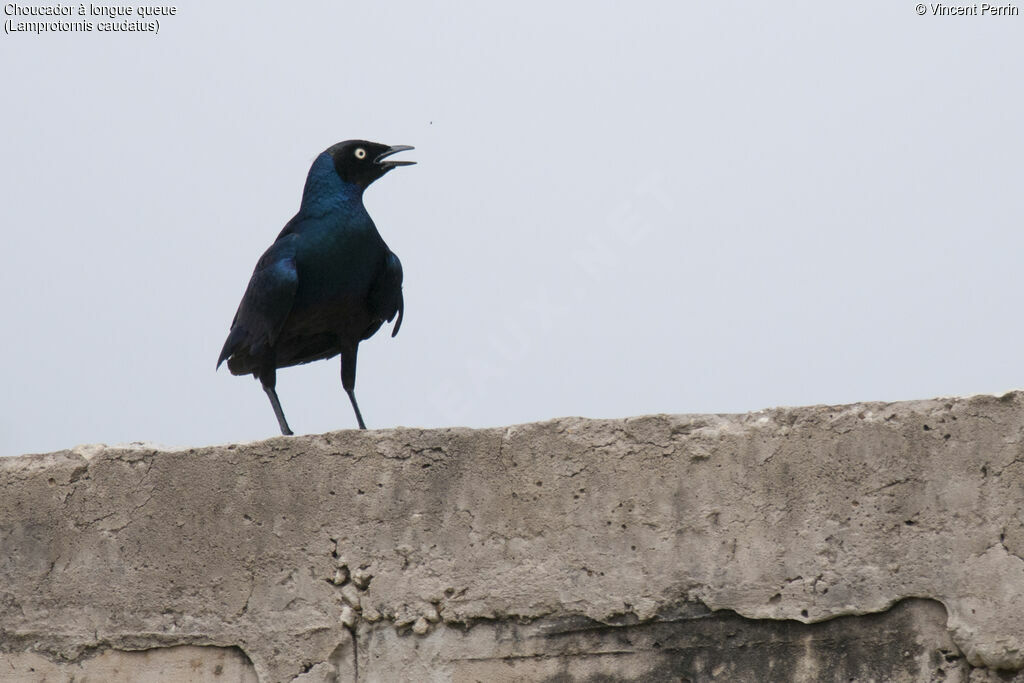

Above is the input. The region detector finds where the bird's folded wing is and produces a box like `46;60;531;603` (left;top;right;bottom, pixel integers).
218;238;299;369
367;250;404;337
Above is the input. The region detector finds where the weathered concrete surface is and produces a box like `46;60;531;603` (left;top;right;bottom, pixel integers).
4;393;1024;681
0;645;257;682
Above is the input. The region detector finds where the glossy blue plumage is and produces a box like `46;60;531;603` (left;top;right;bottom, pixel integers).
217;141;411;433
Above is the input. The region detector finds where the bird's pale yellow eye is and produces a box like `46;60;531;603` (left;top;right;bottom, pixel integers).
354;148;366;159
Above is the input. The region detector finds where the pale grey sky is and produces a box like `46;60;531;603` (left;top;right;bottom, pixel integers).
3;2;1022;456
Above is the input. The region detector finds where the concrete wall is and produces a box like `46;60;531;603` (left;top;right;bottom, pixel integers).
4;393;1024;682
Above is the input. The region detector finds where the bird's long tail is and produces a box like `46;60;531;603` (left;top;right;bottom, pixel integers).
217;327;245;370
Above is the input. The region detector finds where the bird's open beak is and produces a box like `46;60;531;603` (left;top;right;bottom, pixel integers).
375;145;416;169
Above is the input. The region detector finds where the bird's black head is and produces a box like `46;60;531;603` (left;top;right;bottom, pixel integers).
326;140;415;189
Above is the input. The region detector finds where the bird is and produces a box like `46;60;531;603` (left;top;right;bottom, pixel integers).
217;140;414;435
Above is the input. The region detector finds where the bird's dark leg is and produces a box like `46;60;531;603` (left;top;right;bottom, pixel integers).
258;362;293;436
341;347;367;430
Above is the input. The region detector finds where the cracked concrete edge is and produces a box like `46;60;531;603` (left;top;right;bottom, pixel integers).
3;392;1024;680
353;597;991;682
